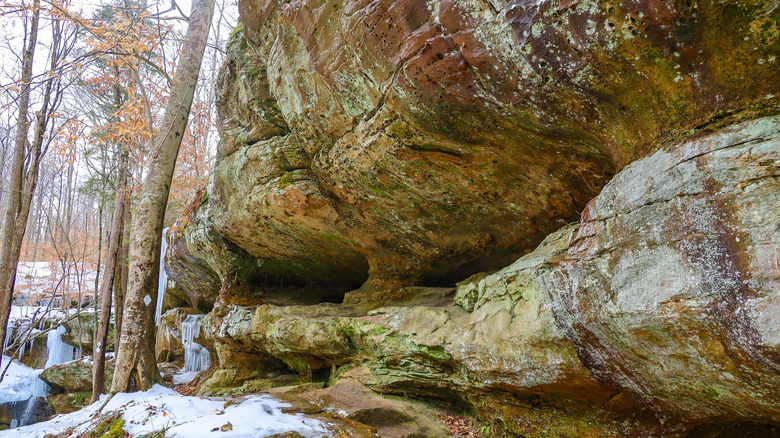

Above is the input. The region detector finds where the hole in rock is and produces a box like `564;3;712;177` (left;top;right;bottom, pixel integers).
243;255;370;306
417;232;554;289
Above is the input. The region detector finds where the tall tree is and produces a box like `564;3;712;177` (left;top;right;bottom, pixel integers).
92;139;128;401
0;0;40;350
110;0;215;392
0;4;72;352
115;185;132;344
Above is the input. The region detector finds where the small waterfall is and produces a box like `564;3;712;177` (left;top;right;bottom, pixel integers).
45;325;79;368
155;228;170;326
8;369;49;428
2;325;79;428
181;315;210;372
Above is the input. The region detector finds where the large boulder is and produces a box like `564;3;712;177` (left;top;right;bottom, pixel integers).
200;116;780;434
40;358;114;394
541;115;780;425
164;202;232;311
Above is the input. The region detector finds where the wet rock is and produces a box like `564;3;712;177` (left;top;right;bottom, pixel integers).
17;335;48;370
48;391;91;415
0;398;55;430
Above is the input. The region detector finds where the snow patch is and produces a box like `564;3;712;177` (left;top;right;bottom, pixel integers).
4;385;329;437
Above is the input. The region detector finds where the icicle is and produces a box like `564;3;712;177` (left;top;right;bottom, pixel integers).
3;324;14;352
155;228;170;326
181;314;210;372
45;325;79;368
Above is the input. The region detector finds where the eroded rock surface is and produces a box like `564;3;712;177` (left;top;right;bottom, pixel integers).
542;116;780;425
197;117;780;434
169;0;779;304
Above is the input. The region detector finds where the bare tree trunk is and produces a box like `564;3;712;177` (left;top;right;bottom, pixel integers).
115;193;131;345
30;189;44;261
0;0;40;352
94;201;103;305
61;161;74;299
110;0;215;393
92;145;127;401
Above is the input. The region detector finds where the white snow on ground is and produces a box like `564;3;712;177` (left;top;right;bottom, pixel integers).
13;261;99;305
15;262;52;279
172;369;199;384
3;385;330;438
8;306;70;321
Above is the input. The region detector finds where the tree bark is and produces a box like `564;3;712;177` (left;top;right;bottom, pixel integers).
92;144;128;401
115;192;131;344
0;1;41;353
110;0;215;393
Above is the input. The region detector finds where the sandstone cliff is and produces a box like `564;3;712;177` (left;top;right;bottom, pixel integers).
169;0;779;303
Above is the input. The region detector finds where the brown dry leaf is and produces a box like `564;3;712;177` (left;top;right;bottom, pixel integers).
220;422;233;432
437;413;480;438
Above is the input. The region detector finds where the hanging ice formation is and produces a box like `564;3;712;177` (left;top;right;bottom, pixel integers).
181;314;210;372
45;325;79;368
3;325;14;352
155;227;170;326
3;321;37;359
